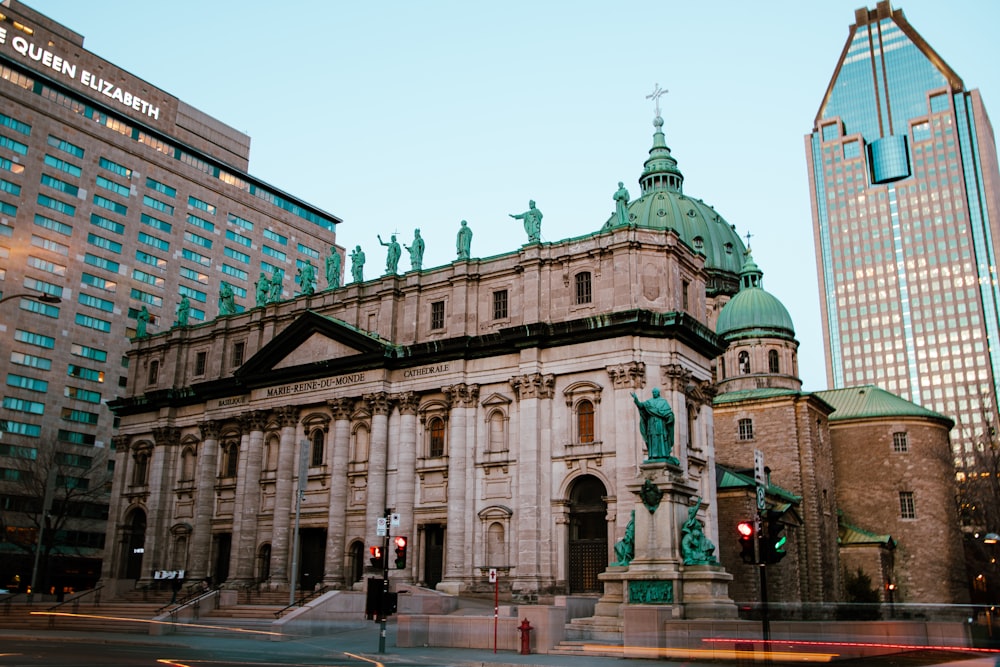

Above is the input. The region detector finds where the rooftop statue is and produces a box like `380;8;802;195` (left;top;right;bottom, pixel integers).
456;220;473;260
404;229;425;271
174;295;190;327
325;246;341;290
378;234;401;275
219;281;237;316
135;305;151;338
268;267;283;303
631;388;677;464
255;272;270;308
509;200;542;243
614;181;630;226
297;259;317;296
350;245;366;283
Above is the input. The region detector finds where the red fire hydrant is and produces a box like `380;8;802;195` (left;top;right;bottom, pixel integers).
517;617;533;655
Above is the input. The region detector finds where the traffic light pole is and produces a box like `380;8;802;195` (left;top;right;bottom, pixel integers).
757;510;772;664
379;508;390;654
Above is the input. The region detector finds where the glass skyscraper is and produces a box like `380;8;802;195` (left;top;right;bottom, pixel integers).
806;1;1000;465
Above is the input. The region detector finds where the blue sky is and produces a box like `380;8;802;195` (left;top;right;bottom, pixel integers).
27;1;1000;392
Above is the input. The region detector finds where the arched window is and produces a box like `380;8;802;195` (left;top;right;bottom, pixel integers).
180;446;196;482
719;356;726;380
738;350;750;374
311;429;325;466
132;450;149;486
353;424;370;463
487;522;505;567
577;399;595;443
221;440;239;478
264;435;279;471
147;359;159;385
429;417;446;457
768;349;780;374
488;410;506;452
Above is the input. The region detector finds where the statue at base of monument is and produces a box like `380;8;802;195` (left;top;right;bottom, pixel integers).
681;498;718;566
631;388;677;464
611;510;635;566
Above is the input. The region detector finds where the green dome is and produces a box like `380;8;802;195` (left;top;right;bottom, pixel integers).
716;251;795;339
604;115;746;288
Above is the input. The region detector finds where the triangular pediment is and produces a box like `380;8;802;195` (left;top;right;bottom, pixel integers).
236;311;391;387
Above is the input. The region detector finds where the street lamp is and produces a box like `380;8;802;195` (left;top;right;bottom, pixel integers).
0;291;62;306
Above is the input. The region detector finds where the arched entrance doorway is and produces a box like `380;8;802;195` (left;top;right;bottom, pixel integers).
567;475;608;594
119;509;146;580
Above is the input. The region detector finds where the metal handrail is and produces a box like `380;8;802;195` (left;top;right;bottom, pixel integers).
160;586;218;615
46;585;102;612
274;585;330;618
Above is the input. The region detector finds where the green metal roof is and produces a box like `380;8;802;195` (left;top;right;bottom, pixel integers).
713;387;803;405
716;464;801;504
716;250;796;339
814;385;953;426
839;516;895;547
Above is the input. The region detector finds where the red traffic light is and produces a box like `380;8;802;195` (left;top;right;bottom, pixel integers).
393;536;407;549
737;521;754;538
370;545;383;558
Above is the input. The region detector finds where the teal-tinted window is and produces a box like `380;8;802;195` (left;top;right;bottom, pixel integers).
78;292;115;312
143;195;174;215
74;313;112;332
228;213;252;230
81;271;116;292
83;253;120;273
0;112;31;135
88;233;122;254
0;178;20;196
843;141;861;160
0;200;16;217
179;285;207;303
930;94;949;114
263;229;288;245
4;421;41;437
130;288;162;307
10;351;53;370
134;250;166;268
58;430;96;446
912;121;931;142
14;329;55;348
32;235;70;255
181;248;211;266
226;230;252;247
38;194;75;216
68;364;105;383
65;385;101;403
34;214;72;236
47;135;84;157
99;157;132;178
91;213;125;235
41;174;79;195
96;175;130;197
298;243;320;259
179;266;208;284
145;177;176;197
0;134;28;155
868;135;910;184
221;264;248;281
7;373;49;392
132;268;164;287
141;213;173;233
23;277;62;298
0;157;25;174
187;214;214;232
185;230;213;249
188;196;216;215
93;195;127;215
19;298;59;318
61;408;100;425
44;154;82;177
3;396;45;414
71;344;108;362
0;444;38;460
138;232;169;251
262;245;286;261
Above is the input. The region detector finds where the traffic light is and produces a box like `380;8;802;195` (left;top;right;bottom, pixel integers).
393;535;408;569
737;520;756;564
761;514;787;564
369;545;384;569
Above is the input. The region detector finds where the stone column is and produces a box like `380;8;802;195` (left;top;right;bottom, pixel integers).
323;398;353;588
391;391;419;581
143;426;180;581
188;421;220;581
364;392;391;547
269;406;299;589
509;373;552;597
440;383;478;593
606;362;646;530
101;435;131;583
230;410;267;585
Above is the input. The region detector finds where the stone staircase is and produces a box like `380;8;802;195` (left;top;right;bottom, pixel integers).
0;596;165;634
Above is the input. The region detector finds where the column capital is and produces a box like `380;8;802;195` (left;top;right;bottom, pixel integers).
151;426;181;447
241;409;269;432
606;361;646;389
198;420;221;441
443;383;480;408
364;391;392;416
277;405;298;428
509;373;554;401
391;391;419;415
111;434;131;453
326;397;354;421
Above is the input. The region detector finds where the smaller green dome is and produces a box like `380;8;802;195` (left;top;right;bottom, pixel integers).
716;251;795;339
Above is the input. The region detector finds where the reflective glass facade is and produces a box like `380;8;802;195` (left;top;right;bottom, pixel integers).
807;3;1000;465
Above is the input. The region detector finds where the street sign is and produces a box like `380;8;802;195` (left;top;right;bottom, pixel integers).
376;516;387;537
390;513;400;527
756;485;766;511
489;568;497;583
754;449;765;487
